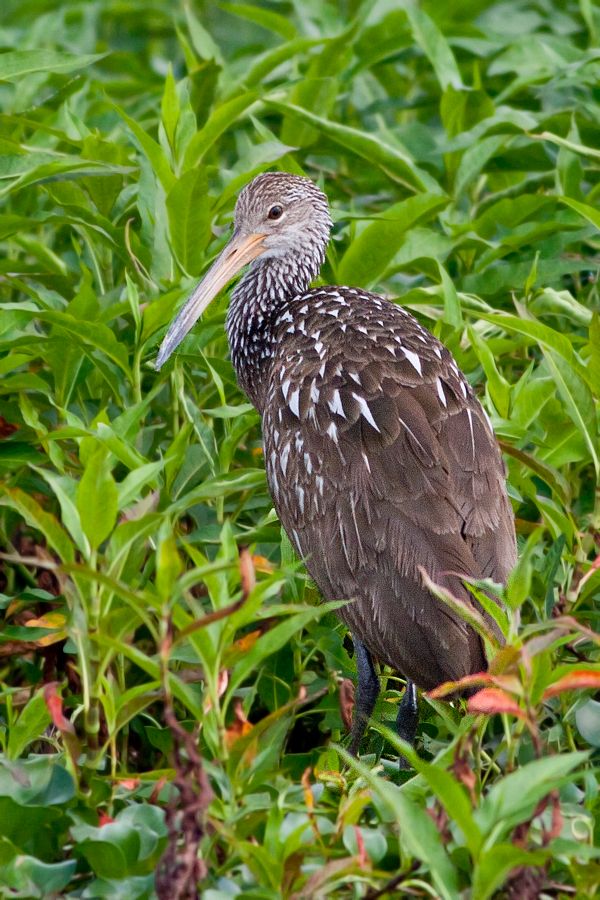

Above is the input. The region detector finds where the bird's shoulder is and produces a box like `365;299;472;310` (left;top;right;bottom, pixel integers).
269;285;479;439
274;285;450;378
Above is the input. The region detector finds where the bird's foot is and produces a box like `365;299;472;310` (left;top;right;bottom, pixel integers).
348;637;380;755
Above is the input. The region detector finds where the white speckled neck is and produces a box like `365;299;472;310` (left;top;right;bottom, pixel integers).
226;247;324;410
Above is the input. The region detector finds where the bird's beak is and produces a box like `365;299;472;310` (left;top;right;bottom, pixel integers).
155;230;267;369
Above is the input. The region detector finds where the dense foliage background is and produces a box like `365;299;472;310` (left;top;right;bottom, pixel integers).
1;0;599;896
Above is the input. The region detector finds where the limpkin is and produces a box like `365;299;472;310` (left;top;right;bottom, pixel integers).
156;172;516;757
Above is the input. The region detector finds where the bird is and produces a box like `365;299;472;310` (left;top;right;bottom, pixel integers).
156;171;517;759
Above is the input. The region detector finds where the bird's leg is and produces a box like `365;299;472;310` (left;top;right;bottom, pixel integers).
348;637;380;755
396;679;418;769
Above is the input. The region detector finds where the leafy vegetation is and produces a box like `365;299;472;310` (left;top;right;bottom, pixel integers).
1;0;599;896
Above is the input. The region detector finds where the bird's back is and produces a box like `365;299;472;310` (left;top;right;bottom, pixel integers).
263;286;516;689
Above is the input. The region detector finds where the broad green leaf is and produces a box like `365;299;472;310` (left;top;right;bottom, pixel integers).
6;692;51;760
116;461;164;511
472;845;549;900
338;193;448;286
222;2;296;39
281;24;356;147
454;134;506;197
468;327;511;416
32;310;131;379
155;523;182;602
474;751;588;837
77;448;119;549
166;168;211;275
266;100;441;193
227;600;344;698
116;106;175;193
169;469;266;515
559;195;600;230
160;65;180;153
339;748;459;900
480;311;599;475
31;467;90;557
576;699;600;748
0;854;76;896
0;486;75;563
243;38;320;91
373;725;482;857
437;260;462;326
183;92;259;169
405;6;463;90
0;49;104;81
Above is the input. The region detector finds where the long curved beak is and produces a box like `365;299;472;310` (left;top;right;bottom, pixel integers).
155;230;267;369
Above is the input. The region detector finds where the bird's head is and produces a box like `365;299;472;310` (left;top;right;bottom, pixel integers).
155;172;332;369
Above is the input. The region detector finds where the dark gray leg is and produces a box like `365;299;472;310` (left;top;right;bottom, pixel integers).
397;680;418;769
349;637;380;755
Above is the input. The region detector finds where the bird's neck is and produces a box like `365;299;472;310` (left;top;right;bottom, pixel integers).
226;254;319;410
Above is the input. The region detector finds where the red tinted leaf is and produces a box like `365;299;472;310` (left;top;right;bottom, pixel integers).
427;672;522;700
224;699;253;749
339;678;355;730
43;682;75;733
98;811;115;826
544;669;600;699
354;825;368;867
119;778;140;790
301;766;314;812
239;545;256;597
467;687;527;719
0;417;18;438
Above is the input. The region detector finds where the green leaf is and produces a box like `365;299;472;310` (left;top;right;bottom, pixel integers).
72;823;140;879
32;467;90;557
227;600;344;698
472;845;549;900
166;168;211;275
221;2;296;39
35;310;132;379
265;100;441;193
480;310;599;475
116;106;175;193
576;699;600;748
559;195;600;230
155;522;183;602
0;49;104;81
337;193;448;286
339;748;459;900
474;751;588;838
405;7;463;91
437;260;462;326
77;448;118;550
169;469;266;515
0;486;75;563
280;25;355;147
468;327;511;416
373;724;482;857
183;92;259;169
0;854;77;896
6;692;51;760
116;460;164;511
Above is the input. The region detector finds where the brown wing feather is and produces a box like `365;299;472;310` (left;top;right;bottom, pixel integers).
263;288;516;690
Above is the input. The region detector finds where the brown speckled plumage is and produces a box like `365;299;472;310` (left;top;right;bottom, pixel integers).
157;172;517;745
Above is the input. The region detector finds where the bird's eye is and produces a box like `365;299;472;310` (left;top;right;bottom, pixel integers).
267;205;283;220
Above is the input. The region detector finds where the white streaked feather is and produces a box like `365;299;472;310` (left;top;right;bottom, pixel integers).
352;392;380;432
